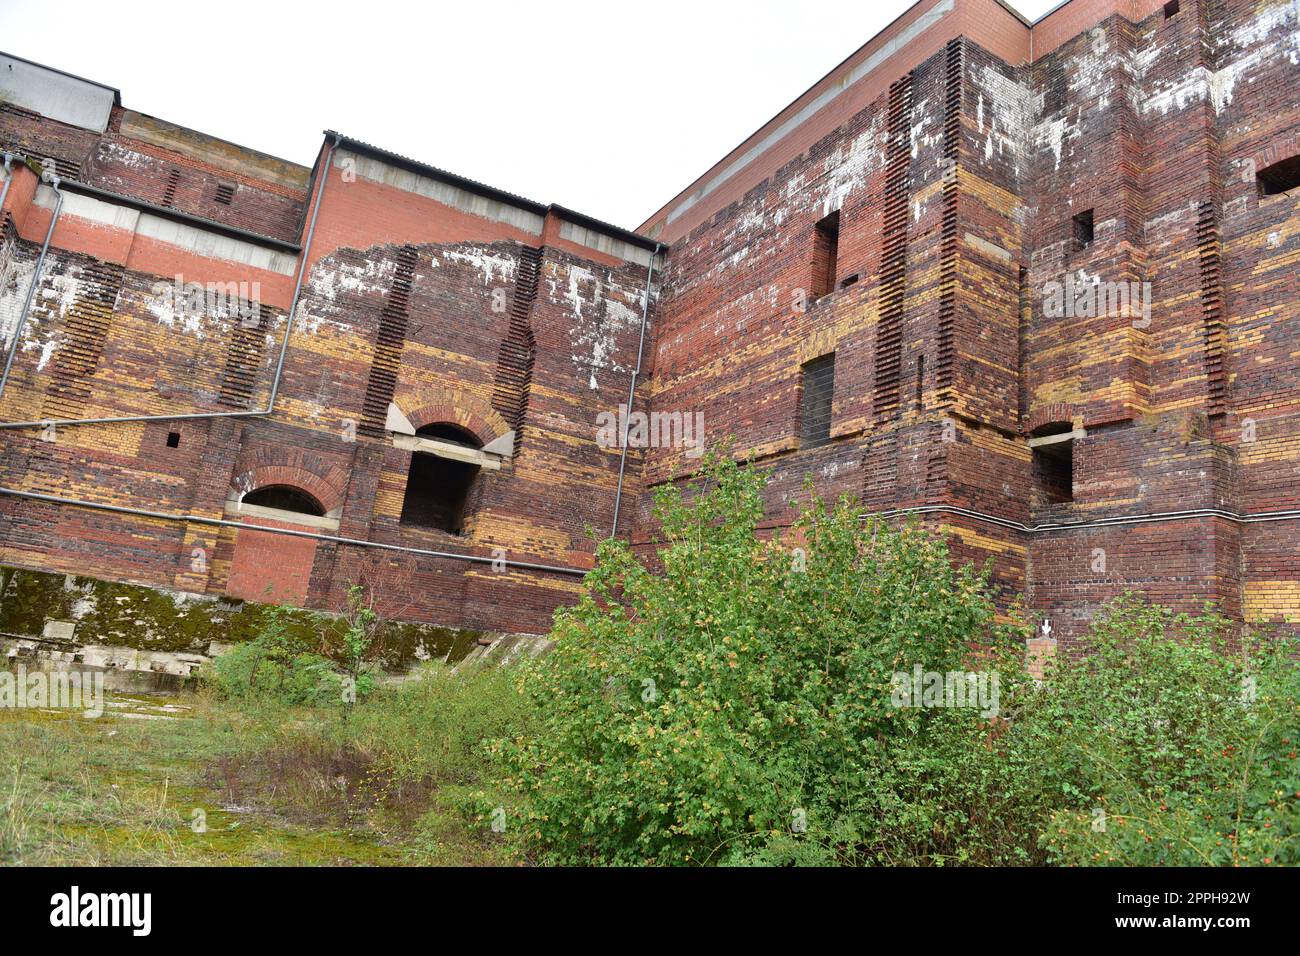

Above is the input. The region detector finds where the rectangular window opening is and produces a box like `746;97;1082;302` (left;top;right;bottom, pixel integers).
799;353;835;449
1072;209;1094;251
166;431;180;448
399;452;479;534
1033;439;1074;505
1257;155;1300;197
1164;0;1180;18
811;211;840;300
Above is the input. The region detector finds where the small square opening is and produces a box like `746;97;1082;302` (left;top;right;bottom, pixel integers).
1164;0;1180;18
166;431;180;448
1072;209;1094;251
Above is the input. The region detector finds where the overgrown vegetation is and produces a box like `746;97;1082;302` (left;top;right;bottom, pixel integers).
3;456;1295;866
199;585;383;707
491;455;1298;865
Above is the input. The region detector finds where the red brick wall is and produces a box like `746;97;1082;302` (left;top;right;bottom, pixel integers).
1;0;1297;646
226;516;318;605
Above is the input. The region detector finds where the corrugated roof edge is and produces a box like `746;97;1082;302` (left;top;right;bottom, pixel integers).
326;131;663;254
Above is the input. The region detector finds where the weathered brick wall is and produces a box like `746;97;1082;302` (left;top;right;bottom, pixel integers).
639;0;1299;645
0;134;658;634
1;104;306;242
1;0;1296;644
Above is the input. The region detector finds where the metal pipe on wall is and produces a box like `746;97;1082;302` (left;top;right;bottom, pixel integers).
0;485;588;576
0;171;63;399
610;241;662;538
0;153;14;227
0;135;339;428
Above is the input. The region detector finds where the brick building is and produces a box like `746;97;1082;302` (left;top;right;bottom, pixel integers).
1;0;1297;646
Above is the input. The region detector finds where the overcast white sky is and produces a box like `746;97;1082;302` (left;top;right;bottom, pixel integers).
0;0;1058;231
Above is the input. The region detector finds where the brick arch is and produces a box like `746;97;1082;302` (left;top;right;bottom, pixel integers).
1250;133;1300;179
393;386;510;445
230;449;349;514
1025;402;1080;436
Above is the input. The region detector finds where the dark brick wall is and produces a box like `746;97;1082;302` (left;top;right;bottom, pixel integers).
1;0;1296;643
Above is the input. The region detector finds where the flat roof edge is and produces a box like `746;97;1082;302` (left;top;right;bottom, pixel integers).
327;132;662;253
0;50;122;105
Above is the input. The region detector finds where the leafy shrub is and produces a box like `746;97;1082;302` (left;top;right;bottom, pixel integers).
1027;597;1299;866
494;454;1033;865
201;585;392;707
201;604;338;705
491;454;1298;866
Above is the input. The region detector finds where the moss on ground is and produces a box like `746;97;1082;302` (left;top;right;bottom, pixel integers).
0;689;514;866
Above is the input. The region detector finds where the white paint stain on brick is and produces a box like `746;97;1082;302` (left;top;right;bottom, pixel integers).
442;247;516;285
556;263;649;389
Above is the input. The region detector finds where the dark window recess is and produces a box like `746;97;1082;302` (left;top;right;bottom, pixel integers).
1072;209;1094;251
1257;155;1300;197
215;183;235;205
1032;435;1074;505
811;211;840;300
915;354;925;409
165;431;180;448
839;273;860;290
243;485;326;516
1164;0;1180;17
399;424;481;534
799;354;836;449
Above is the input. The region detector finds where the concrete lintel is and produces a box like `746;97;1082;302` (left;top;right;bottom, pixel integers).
1027;428;1086;448
385;402;416;436
392;434;502;470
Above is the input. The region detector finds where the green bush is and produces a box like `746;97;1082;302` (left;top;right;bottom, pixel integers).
494;454;1034;865
201;604;339;706
491;454;1298;866
1026;597;1299;866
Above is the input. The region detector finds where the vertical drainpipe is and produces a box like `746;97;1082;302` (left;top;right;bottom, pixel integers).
0;153;14;226
610;241;662;539
264;132;339;414
0;169;63;399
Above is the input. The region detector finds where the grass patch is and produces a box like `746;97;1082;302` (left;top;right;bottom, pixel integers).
0;664;529;866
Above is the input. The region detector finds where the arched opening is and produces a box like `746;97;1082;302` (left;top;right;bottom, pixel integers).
399;423;481;534
242;484;326;517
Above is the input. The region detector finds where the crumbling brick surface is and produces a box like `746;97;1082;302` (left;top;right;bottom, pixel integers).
1;0;1296;642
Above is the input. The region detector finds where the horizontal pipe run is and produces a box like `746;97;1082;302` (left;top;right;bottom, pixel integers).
861;503;1300;533
0;408;269;430
0;486;588;577
3;488;1294;582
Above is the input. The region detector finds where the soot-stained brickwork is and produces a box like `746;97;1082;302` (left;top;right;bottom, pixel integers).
1;0;1297;645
